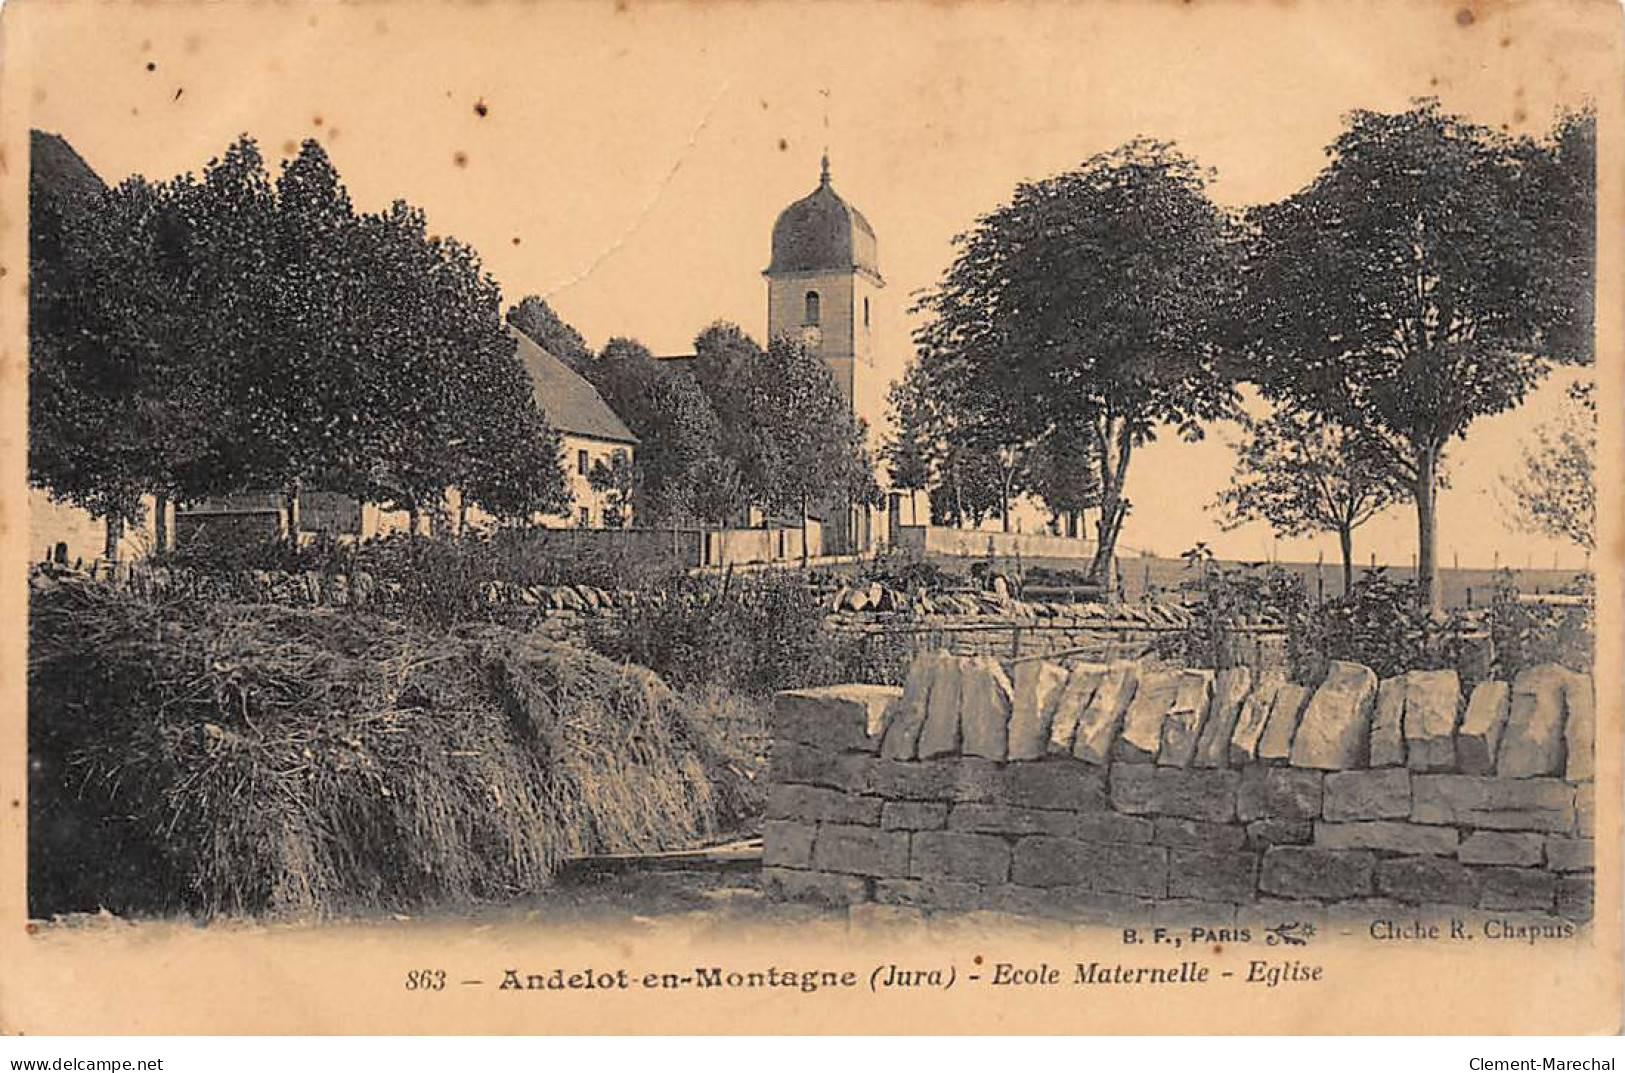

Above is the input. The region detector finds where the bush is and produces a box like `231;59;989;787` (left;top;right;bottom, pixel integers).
1301;569;1472;681
28;582;759;919
586;569;911;695
1487;569;1594;679
1156;545;1312;673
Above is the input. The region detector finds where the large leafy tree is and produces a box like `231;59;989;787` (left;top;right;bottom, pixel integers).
913;138;1241;588
1026;424;1101;537
882;365;935;524
1244;102;1595;612
589;336;734;526
1214;406;1411;593
506;294;593;374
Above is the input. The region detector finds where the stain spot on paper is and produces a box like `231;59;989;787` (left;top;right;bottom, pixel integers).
474;99;490;118
1455;7;1474;26
454;151;469;168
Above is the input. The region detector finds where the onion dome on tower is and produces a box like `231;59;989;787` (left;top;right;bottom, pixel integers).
766;154;882;284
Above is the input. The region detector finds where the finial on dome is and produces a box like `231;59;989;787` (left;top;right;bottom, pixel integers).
820;152;830;186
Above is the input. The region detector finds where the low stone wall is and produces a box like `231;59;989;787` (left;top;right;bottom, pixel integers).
762;655;1595;924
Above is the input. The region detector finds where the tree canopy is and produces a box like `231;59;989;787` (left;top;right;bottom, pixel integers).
1243;101;1595;611
28;135;570;550
1214;405;1412;591
911;138;1242;579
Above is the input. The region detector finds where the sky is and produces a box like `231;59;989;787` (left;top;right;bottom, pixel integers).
15;0;1609;569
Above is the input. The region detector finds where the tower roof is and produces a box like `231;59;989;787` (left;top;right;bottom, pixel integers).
765;155;882;283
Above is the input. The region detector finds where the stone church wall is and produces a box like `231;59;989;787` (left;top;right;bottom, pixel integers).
761;655;1595;926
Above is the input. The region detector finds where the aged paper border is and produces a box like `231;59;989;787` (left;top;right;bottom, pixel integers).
0;0;1619;1035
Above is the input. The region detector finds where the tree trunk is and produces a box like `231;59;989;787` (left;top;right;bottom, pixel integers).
1088;423;1131;597
456;496;468;538
1338;525;1354;598
909;488;918;527
154;492;170;555
800;495;810;568
103;514;124;564
1415;443;1442;616
284;483;302;544
407;502;420;541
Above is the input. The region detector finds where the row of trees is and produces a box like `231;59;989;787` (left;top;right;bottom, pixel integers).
887;100;1594;611
30;136;571;556
502;302;879;554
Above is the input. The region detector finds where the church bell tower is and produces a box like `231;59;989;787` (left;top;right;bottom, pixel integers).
764;154;887;447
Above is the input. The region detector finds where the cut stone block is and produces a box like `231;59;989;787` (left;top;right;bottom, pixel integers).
909;830;1012;884
1376;856;1480;906
1047;662;1107;756
766;783;882;826
1497;663;1569;778
1456;680;1511;775
1259;683;1310;764
1159;669;1214;768
1563;671;1595;782
1072;661;1139;764
1260;846;1375;900
1314;820;1458;856
771;741;874;792
1167;847;1260;903
1458;830;1544;867
959;656;1014;761
762;867;869;905
1544;836;1593;873
880;801;949;831
1010;836;1168;897
1238;766;1325;821
865;757;999;802
1404;669;1461;772
1116;668;1182;763
762;820;817;868
1558;874;1594;922
1229;681;1281;766
776;683;901;753
947;802;1079;838
873;877;984;911
1476;867;1556;911
1002;758;1109;811
1111;765;1240;823
1153;816;1248;851
916;656;966;759
1194;666;1252;768
1290;661;1377;770
813;823;910;878
1007;660;1069;762
1411;774;1575;833
1369;676;1407;768
879;653;942;760
1323;769;1412;821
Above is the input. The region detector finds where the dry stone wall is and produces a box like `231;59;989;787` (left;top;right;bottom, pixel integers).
763;654;1595;924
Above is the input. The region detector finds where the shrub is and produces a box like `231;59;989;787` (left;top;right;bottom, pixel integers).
1156;545;1312;673
1301;568;1472;681
586;569;911;695
1487;569;1594;678
28;582;758;919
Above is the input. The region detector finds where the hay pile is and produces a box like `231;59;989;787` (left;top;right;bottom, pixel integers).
28;582;759;919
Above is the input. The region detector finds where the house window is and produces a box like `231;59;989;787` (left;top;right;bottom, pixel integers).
579;506;591;528
804;290;821;326
577;449;589;476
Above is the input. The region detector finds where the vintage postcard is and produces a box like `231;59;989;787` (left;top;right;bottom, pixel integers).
0;0;1619;1036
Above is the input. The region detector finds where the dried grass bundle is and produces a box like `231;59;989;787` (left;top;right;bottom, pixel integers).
28;583;758;919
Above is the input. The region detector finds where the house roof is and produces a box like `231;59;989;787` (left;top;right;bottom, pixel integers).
508;326;638;446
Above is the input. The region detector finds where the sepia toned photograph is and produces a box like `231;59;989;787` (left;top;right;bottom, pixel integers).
0;0;1619;1038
